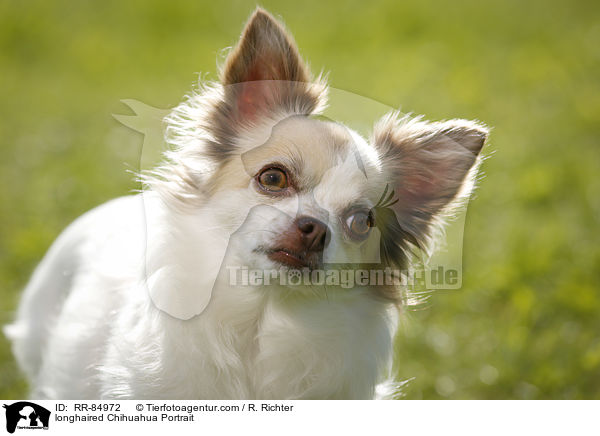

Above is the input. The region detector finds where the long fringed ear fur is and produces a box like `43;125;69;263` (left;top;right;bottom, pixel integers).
371;112;488;263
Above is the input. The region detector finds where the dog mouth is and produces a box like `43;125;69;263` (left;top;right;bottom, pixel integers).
259;247;319;269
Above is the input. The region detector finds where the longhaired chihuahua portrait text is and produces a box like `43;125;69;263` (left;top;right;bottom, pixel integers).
6;8;488;399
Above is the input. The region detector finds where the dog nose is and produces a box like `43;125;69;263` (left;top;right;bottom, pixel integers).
295;216;328;252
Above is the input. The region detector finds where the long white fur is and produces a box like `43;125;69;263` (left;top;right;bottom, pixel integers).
5;184;396;399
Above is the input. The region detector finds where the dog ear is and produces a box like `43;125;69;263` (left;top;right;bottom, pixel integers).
220;8;324;123
222;8;310;86
372;112;488;248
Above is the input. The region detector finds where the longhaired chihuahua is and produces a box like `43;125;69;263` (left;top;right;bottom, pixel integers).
6;8;487;399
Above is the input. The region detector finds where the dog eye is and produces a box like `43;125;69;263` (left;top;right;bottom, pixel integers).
345;210;374;240
258;168;288;192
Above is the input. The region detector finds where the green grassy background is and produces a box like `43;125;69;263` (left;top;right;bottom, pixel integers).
1;0;599;399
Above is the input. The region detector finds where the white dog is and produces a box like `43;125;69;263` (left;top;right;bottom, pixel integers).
5;8;487;399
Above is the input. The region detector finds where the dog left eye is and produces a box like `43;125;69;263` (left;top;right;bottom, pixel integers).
345;210;374;240
257;167;288;192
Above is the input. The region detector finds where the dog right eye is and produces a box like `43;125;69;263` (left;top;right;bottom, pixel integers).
344;209;374;241
257;167;288;192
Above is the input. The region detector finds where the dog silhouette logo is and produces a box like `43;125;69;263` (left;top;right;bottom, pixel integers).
2;402;50;433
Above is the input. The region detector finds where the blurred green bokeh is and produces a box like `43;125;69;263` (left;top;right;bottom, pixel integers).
1;0;599;399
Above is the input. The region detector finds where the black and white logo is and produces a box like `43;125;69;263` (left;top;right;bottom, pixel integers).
2;402;50;433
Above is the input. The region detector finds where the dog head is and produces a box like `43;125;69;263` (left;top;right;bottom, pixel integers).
148;8;488;304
